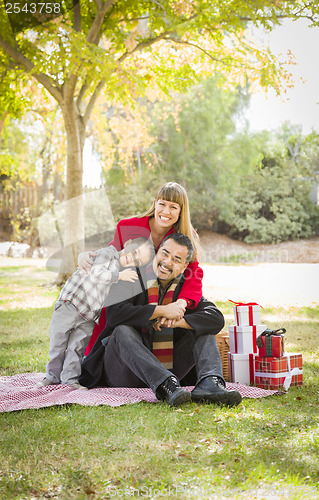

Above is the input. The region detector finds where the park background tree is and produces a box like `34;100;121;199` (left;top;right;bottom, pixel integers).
1;0;319;281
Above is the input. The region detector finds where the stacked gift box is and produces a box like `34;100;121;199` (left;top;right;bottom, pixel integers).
227;302;303;390
228;302;265;386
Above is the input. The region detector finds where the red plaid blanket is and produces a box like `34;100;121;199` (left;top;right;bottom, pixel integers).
0;373;281;413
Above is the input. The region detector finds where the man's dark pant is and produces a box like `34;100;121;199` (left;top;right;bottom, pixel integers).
103;325;224;394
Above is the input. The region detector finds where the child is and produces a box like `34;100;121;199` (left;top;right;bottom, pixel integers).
37;237;154;389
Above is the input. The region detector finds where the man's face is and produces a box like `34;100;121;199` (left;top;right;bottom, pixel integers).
154;238;189;284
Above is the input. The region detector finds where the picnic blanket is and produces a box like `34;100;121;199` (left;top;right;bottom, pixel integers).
0;373;282;413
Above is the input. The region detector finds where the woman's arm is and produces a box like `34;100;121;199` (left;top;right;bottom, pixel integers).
177;260;203;308
108;220;124;250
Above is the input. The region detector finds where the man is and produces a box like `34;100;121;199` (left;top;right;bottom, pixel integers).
80;233;242;408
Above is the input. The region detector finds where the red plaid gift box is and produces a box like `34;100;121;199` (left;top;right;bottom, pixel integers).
229;324;266;354
257;329;285;357
254;352;302;391
230;301;262;326
228;352;255;385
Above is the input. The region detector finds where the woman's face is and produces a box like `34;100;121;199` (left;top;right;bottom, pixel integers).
154;199;181;229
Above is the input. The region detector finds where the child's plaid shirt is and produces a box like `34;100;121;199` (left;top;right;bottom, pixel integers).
58;246;120;322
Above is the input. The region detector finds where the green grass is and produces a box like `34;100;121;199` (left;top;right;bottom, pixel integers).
218;252;258;264
0;260;319;499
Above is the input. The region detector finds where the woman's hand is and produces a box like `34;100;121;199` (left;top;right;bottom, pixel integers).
119;268;139;282
78;251;97;274
153;317;176;330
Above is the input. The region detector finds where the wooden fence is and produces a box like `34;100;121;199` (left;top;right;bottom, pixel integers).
0;185;102;238
0;185;42;215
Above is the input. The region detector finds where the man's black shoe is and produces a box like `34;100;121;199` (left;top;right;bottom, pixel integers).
156;376;191;407
191;376;242;407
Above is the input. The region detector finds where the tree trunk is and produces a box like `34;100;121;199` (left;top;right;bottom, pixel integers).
0;113;8;148
53;170;63;201
54;100;86;285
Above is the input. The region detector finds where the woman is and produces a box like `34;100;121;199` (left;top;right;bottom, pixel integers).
79;182;203;353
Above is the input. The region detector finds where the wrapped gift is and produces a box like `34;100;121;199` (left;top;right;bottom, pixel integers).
228;352;255;385
256;328;285;357
230;301;262;326
254;352;302;390
229;324;267;355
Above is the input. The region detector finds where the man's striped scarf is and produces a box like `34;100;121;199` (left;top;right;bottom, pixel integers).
146;267;180;369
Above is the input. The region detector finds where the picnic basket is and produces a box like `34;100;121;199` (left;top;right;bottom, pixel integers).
216;331;230;381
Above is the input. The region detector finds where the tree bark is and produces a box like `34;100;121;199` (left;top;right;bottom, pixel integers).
0;112;8;148
55;98;86;285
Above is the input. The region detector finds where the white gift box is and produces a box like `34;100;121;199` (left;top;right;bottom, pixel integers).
233;304;261;326
228;352;255;385
229;324;267;354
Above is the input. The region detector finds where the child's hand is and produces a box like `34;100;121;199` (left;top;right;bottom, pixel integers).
78;251;97;275
119;268;138;282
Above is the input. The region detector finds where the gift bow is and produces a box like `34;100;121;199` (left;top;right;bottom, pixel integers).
228;300;262;307
284;355;302;391
283;367;302;391
256;328;286;348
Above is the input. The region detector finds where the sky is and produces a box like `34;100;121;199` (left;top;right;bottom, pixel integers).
245;19;319;134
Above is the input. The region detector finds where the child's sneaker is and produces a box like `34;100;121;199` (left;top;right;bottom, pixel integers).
37;377;58;387
69;382;88;390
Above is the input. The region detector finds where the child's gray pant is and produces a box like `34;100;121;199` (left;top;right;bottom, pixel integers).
45;300;95;385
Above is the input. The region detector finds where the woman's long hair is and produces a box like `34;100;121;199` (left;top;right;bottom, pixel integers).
139;182;199;261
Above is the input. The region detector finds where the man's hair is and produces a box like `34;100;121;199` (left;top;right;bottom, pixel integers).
160;233;194;263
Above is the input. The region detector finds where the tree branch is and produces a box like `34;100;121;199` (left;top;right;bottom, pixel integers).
116;16;150;23
115;8;200;63
76;81;89;111
87;0;116;44
73;0;81;32
165;37;220;63
83;78;106;125
166;37;259;70
117;31;175;62
0;35;63;104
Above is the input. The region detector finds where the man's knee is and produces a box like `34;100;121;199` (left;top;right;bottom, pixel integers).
112;325;140;344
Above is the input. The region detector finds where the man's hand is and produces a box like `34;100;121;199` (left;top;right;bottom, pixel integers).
160;301;186;320
150;300;186;324
150;301;186;329
152;299;190;329
175;298;188;309
78;251;97;275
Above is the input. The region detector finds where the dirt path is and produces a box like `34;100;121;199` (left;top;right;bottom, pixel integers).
198;231;319;264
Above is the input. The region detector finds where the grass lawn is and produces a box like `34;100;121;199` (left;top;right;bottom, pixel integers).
0;259;318;500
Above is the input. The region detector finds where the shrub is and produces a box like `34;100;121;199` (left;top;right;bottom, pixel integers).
221;163;319;243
